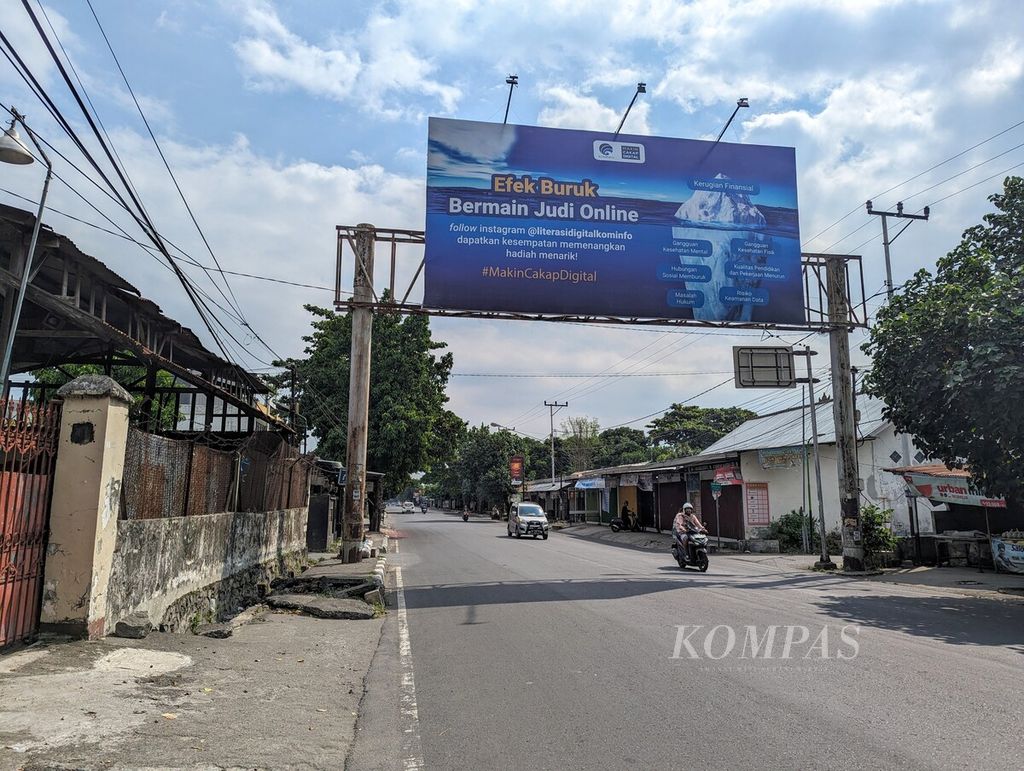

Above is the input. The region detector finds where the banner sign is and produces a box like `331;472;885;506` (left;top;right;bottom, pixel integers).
758;445;804;469
574;477;605;489
509;455;524;484
991;537;1024;574
713;465;743;484
638;473;654;492
619;473;639;487
424;118;804;323
902;472;1006;508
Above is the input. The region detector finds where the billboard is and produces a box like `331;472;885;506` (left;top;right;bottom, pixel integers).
424;118;804;323
509;454;524;484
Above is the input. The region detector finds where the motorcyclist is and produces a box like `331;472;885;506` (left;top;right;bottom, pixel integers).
673;503;705;556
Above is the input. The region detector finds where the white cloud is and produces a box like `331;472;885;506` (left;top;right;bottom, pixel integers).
233;3;362;101
537;86;651;133
961;38;1024;99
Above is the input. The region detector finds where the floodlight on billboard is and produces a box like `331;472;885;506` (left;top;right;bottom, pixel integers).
424;118;804;324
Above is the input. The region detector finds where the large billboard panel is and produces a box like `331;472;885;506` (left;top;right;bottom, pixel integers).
424;118;804;324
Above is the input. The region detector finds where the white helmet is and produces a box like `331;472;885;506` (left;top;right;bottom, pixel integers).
682;502;694;511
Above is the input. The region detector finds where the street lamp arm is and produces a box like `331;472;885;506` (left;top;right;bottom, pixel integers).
0;110;54;391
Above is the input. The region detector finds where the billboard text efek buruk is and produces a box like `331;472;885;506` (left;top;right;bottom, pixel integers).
423;118;804;324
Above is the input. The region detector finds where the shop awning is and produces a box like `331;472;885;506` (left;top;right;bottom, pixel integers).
526;481;570;493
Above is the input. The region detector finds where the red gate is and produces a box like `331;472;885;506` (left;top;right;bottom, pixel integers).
0;398;61;649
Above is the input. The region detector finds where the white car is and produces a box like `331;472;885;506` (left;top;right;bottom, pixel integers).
507;502;550;540
401;501;415;512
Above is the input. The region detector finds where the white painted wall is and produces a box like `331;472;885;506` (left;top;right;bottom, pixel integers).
738;425;935;537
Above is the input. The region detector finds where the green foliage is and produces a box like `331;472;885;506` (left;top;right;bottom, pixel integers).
32;362;179;430
812;527;843;557
765;509;810;553
860;504;897;566
282;303;454;496
594;426;652;468
864;176;1024;502
646;405;758;457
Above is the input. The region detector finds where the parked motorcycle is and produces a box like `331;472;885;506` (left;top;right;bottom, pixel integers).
609;515;641;533
671;529;710;572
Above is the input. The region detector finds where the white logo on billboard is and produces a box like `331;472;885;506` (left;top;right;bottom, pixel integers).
592;140;646;164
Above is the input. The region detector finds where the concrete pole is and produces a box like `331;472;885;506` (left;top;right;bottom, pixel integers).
805;347;834;569
340;224;375;563
826;256;864;572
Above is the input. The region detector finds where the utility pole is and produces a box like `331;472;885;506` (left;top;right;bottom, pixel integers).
801;347;833;569
866;200;930;513
341;223;375;563
865;200;929;300
544;400;568;480
826;255;863;572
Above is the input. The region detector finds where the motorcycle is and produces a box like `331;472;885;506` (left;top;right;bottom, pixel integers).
609;515;642;533
462;512;470;522
671;528;710;572
421;504;428;513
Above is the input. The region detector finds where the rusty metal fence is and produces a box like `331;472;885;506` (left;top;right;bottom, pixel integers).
1;398;61;649
121;428;308;520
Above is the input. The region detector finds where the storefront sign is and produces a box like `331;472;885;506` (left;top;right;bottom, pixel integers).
758;445;804;469
424;118;804;323
574;477;605;489
713;465;743;484
903;472;1006;508
991;537;1024;574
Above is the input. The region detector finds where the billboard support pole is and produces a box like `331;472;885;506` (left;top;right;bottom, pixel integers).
613;83;646;138
826;255;864;572
502;75;519;124
340;223;375;563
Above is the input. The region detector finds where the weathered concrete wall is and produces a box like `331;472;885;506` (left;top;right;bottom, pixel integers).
106;508;307;632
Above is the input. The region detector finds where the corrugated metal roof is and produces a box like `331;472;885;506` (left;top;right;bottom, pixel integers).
702;395;891;455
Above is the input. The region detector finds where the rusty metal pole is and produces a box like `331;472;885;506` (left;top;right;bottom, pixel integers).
826;255;864;572
341;224;375;562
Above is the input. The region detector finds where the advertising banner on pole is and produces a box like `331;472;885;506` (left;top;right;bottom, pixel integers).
424;118;804;323
509;454;524;485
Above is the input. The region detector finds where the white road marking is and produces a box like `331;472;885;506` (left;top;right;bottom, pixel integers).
395;565;425;770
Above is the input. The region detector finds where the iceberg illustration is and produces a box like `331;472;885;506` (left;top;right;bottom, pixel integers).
672;173;767;322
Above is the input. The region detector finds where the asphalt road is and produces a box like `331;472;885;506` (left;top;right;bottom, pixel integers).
386;510;1024;770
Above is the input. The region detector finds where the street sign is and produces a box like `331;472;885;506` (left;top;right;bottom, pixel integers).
711;481;723;500
733;345;796;388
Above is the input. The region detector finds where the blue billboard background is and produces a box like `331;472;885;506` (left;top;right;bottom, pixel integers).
423;118;804;324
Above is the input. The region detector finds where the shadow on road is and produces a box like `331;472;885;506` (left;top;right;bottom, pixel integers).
402;572;848;611
815;594;1024;652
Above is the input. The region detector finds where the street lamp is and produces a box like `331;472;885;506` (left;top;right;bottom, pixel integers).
0;109;53;392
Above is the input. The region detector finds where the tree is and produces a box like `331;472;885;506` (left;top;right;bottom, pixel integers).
594;426;651;468
864;176;1024;502
560;416;600;472
646;405;757;457
32;362;179;430
282;303;455;496
454;425;520;511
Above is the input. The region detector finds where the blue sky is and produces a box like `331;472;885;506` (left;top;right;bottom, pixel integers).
2;0;1023;441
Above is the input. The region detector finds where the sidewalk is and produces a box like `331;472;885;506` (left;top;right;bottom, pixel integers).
0;547;392;770
558;523;1024;599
